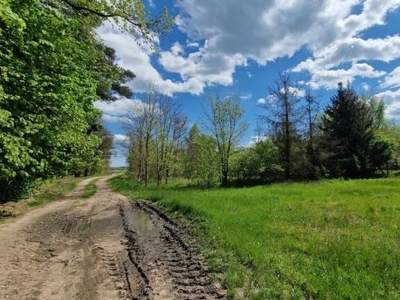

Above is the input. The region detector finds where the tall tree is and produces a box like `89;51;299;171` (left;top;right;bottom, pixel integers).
321;83;391;178
124;89;187;186
303;87;322;179
261;73;304;180
155;96;187;185
0;0;172;200
185;124;219;187
203;93;248;186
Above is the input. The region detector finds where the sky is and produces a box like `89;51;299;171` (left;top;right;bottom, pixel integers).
94;0;400;167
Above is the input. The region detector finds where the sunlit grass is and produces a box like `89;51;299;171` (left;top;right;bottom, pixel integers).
110;176;400;299
80;178;99;199
27;177;80;207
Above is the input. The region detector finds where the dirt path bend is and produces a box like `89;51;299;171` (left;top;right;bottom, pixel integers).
0;176;226;300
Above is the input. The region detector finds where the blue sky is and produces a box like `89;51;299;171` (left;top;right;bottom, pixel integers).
94;0;400;167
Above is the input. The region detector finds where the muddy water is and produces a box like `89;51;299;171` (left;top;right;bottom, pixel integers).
131;208;157;238
121;201;227;300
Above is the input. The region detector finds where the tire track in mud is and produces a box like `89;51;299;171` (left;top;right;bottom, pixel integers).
0;176;226;300
119;200;227;300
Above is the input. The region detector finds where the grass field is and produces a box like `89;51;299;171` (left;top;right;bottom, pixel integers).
110;176;400;299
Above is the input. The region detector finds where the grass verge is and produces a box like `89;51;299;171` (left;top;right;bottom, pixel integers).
28;177;80;207
110;175;400;299
80;178;100;199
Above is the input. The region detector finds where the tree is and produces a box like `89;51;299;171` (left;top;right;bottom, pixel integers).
124;89;158;186
155;96;187;185
184;124;219;187
303;87;322;179
321;83;391;178
124;88;187;186
261;73;304;180
0;0;172;201
203;93;248;186
229;139;282;184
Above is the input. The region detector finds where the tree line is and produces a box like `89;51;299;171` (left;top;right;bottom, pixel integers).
125;74;399;187
0;0;171;201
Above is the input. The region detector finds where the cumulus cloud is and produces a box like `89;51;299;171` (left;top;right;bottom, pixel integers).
113;134;129;142
257;98;266;105
305;63;386;89
96;1;400;97
175;0;400;89
159;42;246;87
376;88;400;120
94;97;150;124
381;66;400;89
96;22;205;95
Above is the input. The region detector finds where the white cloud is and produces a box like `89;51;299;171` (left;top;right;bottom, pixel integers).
94;97;151;125
376;88;400;120
279;87;306;97
257;98;266;105
362;83;371;91
96;1;400;96
94;98;144;116
381;66;400;89
159;43;246;87
171;42;184;55
113;134;129;142
175;0;400;89
186;41;199;48
304;63;386;90
96;22;205;95
240;93;253;100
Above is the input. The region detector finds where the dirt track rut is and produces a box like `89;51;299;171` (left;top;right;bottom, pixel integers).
0;176;226;300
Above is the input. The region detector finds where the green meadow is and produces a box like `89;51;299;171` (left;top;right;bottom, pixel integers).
110;176;400;299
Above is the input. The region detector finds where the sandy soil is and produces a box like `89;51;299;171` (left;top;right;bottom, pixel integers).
0;176;226;300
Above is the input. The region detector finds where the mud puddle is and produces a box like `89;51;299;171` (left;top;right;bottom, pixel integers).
0;177;226;300
121;201;226;300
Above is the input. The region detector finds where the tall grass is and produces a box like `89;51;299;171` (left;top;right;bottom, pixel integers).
110;176;400;299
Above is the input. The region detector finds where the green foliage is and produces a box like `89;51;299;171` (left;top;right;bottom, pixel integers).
203;93;248;186
111;175;400;299
125;91;188;186
321;83;392;178
0;0;171;200
230;139;283;183
262;73;305;180
185;124;220;186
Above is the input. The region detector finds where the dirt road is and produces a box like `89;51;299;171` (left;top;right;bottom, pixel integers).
0;176;226;300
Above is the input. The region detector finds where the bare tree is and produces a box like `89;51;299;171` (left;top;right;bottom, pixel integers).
123;88;158;186
304;87;319;156
203;92;248;186
155;97;187;186
261;72;304;180
122;86;187;186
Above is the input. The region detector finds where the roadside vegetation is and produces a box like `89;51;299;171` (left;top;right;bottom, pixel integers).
27;177;81;207
0;0;172;202
0;177;81;223
111;175;400;299
80;178;101;199
124;79;400;189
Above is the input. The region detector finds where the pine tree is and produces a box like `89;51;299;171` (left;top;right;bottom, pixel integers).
321;83;390;178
